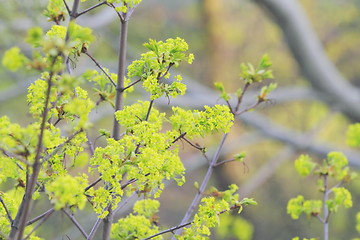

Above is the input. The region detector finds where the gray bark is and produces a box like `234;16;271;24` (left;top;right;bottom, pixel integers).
254;0;360;121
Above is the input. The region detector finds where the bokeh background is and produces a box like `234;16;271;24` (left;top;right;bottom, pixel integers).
1;0;360;239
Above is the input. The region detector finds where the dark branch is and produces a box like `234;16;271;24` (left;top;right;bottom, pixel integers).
24;209;54;240
0;197;13;223
26;208;55;226
62;209;88;239
84;177;102;192
76;1;108;18
84;51;116;87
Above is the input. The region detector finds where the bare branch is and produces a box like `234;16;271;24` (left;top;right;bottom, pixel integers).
24;209;54;240
0;197;13;223
173;133;228;237
62;209;88;239
253;0;360;122
122;78;141;92
62;0;71;15
83;51;116;87
87;218;102;240
182;137;206;152
214;158;236;167
76;1;108;18
146;203;241;240
84;177;102;192
0;148;31;167
26;208;55;226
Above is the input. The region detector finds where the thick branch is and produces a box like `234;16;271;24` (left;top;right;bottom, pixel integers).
253;0;360;121
112;16;129;140
13;58;58;240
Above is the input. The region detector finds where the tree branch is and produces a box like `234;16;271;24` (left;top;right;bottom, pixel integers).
112;13;129;140
0;148;31;167
83;50;116;87
13;56;59;240
26;208;55;226
0;197;13;223
253;0;360;122
40;129;83;164
76;1;107;18
62;209;88;239
24;209;54;240
173;133;228;237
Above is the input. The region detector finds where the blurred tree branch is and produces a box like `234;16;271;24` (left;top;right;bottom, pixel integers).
253;0;360;121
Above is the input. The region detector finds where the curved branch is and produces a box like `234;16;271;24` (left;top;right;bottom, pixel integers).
253;0;360;121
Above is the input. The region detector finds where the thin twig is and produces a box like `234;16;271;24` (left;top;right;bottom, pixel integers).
235;99;263;116
145;203;241;240
86;130;95;156
76;1;107;18
62;209;89;239
84;177;102;192
172;133;228;238
225;100;234;115
87;217;102;240
84;51;116;87
144;221;193;240
214;158;236;167
0;148;31;166
62;0;71;15
24;209;54;240
234;82;250;113
182;137;205;151
159;63;174;80
122;78;141;92
26;208;55;226
113;192;137;215
0;197;13;223
106;2;125;22
145;100;154;121
41;129;83;164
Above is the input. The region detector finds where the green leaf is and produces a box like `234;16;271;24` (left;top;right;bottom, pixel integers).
347;123;360;147
327;187;352;212
26;27;44;48
294;154;317;177
2;47;28;72
287;195;304;219
234;152;246;162
240;198;257;206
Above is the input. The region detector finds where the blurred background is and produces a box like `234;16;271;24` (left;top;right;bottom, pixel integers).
1;0;360;239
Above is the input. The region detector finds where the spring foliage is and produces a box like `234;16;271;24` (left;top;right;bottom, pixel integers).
0;0;281;239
